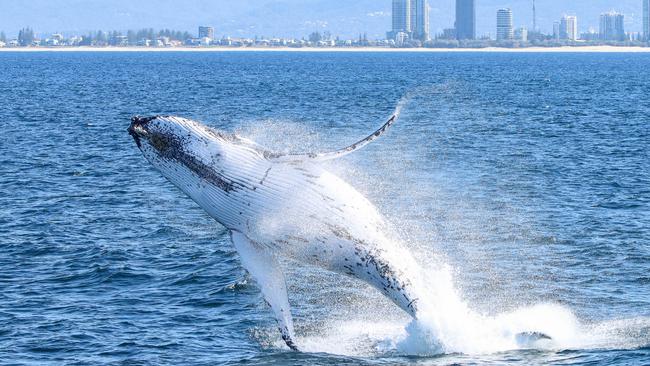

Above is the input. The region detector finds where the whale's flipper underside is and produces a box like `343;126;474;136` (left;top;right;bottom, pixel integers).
230;231;298;351
270;113;398;162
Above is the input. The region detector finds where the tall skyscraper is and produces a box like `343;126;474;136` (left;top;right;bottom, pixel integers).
599;11;625;41
389;0;428;42
496;8;514;41
411;0;430;41
198;26;214;40
553;22;560;40
456;0;476;40
392;0;411;36
643;0;650;41
559;16;578;41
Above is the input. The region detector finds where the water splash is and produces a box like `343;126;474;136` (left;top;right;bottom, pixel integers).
288;264;650;357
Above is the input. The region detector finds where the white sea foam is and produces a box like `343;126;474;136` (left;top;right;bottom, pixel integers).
288;263;650;357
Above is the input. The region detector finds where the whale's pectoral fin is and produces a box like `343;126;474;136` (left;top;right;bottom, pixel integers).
230;231;298;351
269;113;399;162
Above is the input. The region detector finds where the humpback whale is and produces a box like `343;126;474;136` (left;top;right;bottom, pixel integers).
128;108;550;351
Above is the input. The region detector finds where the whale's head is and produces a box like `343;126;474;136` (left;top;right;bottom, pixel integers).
128;115;207;159
128;115;252;195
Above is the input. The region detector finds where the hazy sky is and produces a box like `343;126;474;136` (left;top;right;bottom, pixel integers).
0;0;644;38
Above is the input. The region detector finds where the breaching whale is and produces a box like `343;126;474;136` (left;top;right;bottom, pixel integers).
128;109;425;349
128;109;550;351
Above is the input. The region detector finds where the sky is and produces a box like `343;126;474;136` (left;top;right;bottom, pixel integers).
0;0;644;39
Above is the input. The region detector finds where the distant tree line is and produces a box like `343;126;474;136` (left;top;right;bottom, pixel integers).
79;28;194;45
1;27;195;46
308;32;322;43
18;27;35;46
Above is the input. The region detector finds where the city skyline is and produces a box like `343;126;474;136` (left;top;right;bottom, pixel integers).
0;0;647;39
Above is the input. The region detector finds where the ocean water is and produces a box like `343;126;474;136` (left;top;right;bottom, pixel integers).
1;51;649;365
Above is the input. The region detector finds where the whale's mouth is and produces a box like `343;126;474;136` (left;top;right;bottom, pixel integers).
128;116;157;148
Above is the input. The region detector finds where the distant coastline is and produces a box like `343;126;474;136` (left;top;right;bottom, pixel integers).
3;46;650;53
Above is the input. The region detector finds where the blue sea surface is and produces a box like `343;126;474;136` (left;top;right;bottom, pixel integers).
0;51;649;365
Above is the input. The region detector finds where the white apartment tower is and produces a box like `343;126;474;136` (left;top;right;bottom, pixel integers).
496;8;514;41
198;26;214;40
560;16;578;41
390;0;429;41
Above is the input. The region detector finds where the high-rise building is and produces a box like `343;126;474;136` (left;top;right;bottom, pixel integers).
559;16;578;41
198;26;214;40
389;0;428;41
553;22;561;40
514;27;528;42
392;0;411;36
496;8;514;41
599;11;625;41
643;0;650;41
410;0;430;41
455;0;476;40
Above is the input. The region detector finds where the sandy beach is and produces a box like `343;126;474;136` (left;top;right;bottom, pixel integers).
2;45;650;53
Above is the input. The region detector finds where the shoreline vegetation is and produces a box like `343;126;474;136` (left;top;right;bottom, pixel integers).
3;45;650;52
